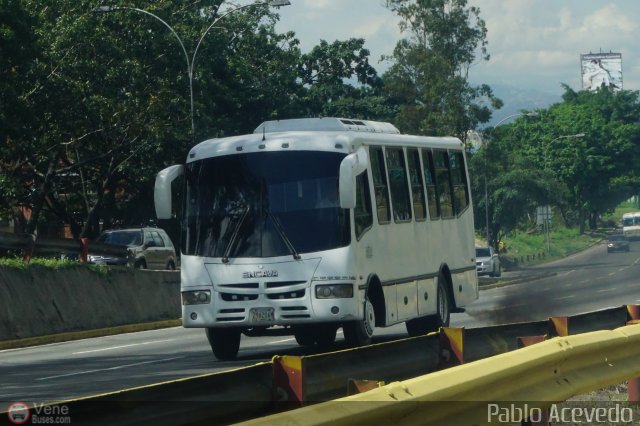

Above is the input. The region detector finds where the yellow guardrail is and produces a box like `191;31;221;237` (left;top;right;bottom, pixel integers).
237;323;640;426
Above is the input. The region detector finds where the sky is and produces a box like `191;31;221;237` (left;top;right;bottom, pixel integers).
274;0;640;107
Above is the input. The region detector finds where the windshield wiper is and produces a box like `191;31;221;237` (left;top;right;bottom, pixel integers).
266;208;301;260
222;205;251;264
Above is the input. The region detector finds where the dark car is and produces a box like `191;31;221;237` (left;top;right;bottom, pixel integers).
607;234;630;253
89;227;177;270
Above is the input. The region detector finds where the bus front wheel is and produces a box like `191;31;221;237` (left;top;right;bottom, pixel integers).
206;327;241;360
343;298;375;346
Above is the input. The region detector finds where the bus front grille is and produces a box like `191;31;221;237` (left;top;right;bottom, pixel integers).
267;290;306;300
221;293;259;302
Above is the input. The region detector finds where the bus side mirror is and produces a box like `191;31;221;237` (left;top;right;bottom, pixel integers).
155;165;184;219
339;147;368;209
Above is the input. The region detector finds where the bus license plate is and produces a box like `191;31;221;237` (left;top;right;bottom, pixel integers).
250;308;275;323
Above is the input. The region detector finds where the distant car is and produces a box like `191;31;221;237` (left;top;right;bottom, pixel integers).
89;227;177;270
476;246;501;277
607;234;630;253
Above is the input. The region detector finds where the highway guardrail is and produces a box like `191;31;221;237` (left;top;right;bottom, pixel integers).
4;305;638;425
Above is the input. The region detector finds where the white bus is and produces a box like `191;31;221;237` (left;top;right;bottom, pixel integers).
622;212;640;239
155;118;478;359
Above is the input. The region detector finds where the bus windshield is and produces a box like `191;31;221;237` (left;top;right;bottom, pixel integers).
183;151;350;258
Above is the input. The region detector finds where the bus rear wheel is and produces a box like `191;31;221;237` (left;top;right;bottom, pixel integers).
343;298;375;346
206;327;241;360
405;273;451;336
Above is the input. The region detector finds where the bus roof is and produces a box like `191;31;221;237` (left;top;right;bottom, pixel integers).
187;118;463;163
254;118;401;134
622;212;640;217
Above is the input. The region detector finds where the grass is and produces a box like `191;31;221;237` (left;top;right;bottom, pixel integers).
484;200;640;268
0;257;109;274
601;200;640;226
502;227;601;264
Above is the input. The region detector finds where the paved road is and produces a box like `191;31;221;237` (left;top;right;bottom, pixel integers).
2;239;639;404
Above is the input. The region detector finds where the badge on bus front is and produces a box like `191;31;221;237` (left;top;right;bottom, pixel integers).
242;270;279;279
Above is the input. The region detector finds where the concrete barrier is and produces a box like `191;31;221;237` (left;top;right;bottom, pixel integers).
0;266;180;340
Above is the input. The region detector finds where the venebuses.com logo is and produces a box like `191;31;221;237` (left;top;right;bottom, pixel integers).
6;402;30;425
5;402;71;424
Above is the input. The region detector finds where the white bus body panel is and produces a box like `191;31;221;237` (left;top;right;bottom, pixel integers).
622;212;640;238
182;247;361;328
180;122;477;329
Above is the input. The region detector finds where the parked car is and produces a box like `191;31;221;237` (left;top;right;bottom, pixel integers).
476;246;501;277
607;234;630;253
89;227;177;270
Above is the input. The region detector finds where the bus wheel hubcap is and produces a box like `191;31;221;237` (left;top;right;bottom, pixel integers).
364;300;375;337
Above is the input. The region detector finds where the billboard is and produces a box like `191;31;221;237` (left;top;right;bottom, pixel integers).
581;52;623;91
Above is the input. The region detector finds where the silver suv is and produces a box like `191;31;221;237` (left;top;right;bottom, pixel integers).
475;246;501;277
90;227;177;270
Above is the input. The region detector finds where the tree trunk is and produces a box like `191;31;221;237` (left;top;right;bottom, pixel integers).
578;209;586;235
588;211;598;230
25;155;57;235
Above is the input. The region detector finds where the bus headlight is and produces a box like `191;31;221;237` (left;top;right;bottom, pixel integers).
315;284;354;299
182;290;211;305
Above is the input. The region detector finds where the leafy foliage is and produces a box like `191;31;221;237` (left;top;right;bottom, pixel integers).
382;0;502;138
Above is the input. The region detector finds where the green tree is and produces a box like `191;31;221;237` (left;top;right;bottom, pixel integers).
0;0;38;224
1;0;387;241
382;0;501;138
482;86;640;237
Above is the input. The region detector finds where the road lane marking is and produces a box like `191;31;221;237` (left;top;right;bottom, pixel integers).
558;270;576;277
628;283;640;287
597;288;617;293
36;356;184;381
269;330;343;345
563;283;573;288
72;339;174;355
608;272;617;276
556;295;576;301
269;338;295;345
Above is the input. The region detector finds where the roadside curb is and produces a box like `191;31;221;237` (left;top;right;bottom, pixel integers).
0;319;182;350
479;272;558;290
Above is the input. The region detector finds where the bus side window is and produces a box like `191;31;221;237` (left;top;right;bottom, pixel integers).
385;147;412;222
434;150;454;218
370;147;391;224
355;171;373;239
450;151;469;214
422;149;440;220
407;148;426;221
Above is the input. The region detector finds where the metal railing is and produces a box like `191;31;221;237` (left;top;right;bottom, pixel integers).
0;231;128;263
4;305;637;425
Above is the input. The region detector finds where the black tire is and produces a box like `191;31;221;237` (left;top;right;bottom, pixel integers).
343;296;375;346
293;326;317;347
406;272;450;337
495;264;501;277
205;327;241;360
166;260;176;271
294;324;338;348
134;259;146;269
315;324;338;348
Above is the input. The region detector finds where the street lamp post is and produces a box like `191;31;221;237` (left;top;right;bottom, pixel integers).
478;112;539;247
94;0;291;143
